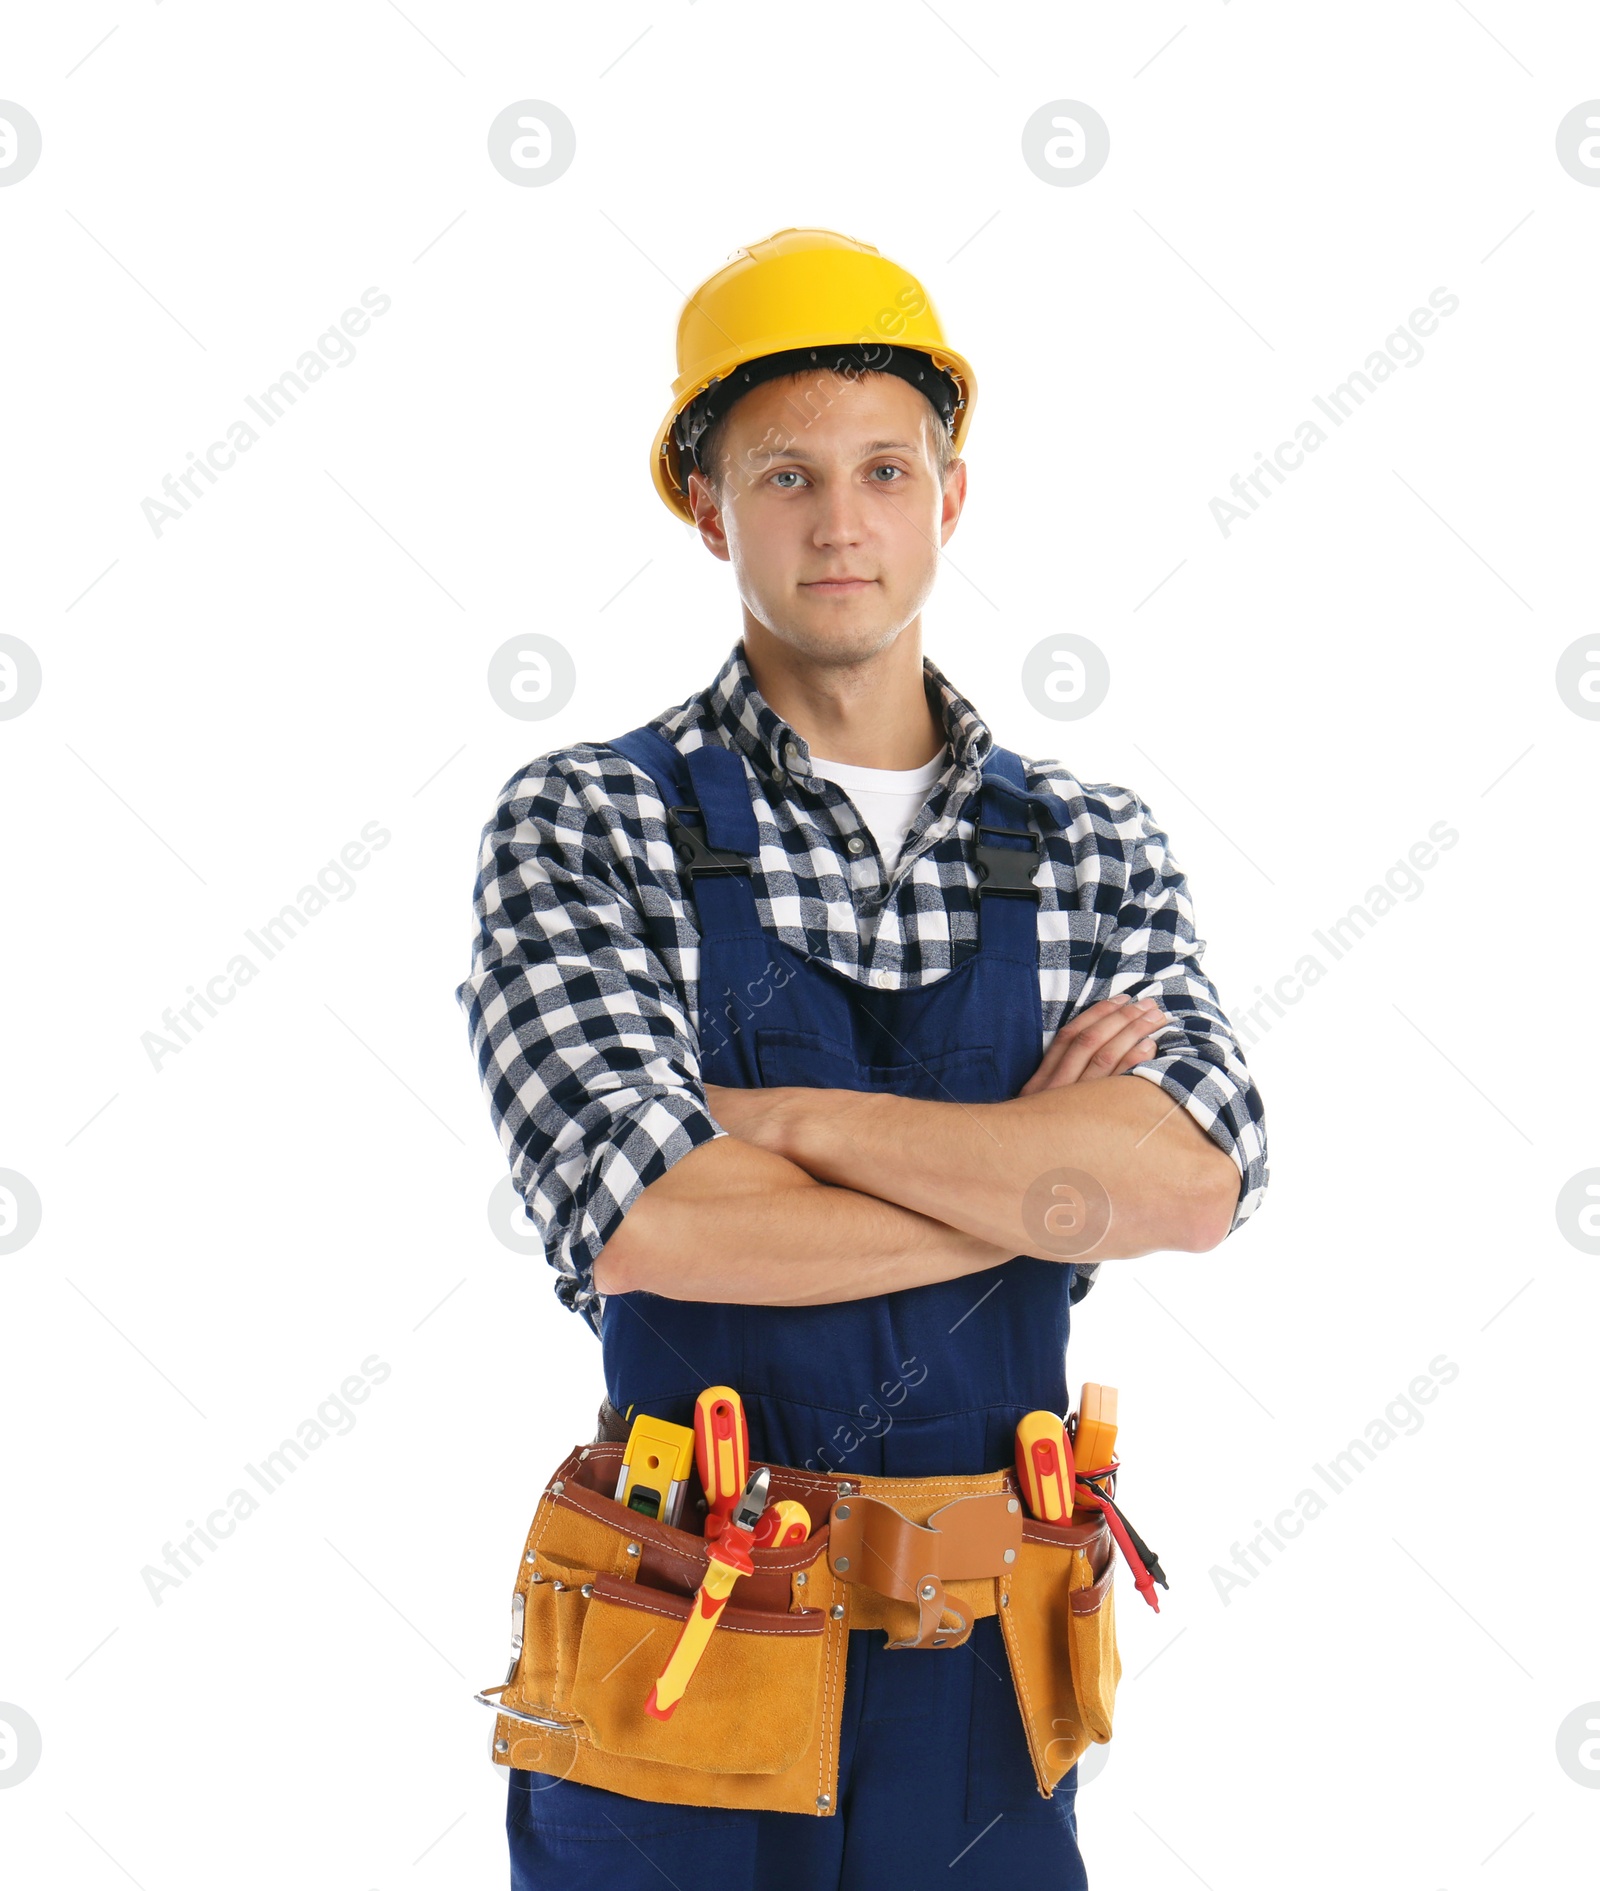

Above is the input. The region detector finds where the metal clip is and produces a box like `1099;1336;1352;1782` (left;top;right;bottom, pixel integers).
666;806;752;879
974;822;1042;899
473;1685;579;1734
502;1589;527;1686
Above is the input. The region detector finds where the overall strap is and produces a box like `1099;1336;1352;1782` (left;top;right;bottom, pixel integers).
608;724;690;801
973;746;1068;961
605;727;762;938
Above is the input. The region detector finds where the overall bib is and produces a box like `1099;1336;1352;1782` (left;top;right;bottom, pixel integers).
508;731;1089;1890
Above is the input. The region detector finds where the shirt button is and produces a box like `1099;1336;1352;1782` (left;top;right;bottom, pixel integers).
784;742;801;766
871;969;894;990
846;835;866;855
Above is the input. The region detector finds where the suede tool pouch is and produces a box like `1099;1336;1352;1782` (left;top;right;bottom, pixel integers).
478;1443;850;1816
995;1506;1122;1794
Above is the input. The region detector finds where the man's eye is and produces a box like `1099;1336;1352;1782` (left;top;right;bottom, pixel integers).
870;464;905;482
770;469;806;488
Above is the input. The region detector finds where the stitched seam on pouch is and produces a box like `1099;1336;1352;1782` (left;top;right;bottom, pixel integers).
558;1488;706;1570
527;1444;586;1562
848;1477;1008;1497
527;1493;558;1565
571;1459;820;1565
1002;1589;1049;1785
819;1575;841;1805
560;1485;826;1577
823;1568;848;1801
592;1589;822;1636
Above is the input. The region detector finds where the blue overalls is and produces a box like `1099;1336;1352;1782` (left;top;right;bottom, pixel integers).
508;730;1090;1889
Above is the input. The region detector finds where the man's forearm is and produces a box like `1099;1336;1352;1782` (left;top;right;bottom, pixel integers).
593;1134;1013;1305
753;1077;1241;1261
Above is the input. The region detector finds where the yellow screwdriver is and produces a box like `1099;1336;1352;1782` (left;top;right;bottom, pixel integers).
1014;1410;1076;1523
692;1385;750;1539
644;1465;769;1721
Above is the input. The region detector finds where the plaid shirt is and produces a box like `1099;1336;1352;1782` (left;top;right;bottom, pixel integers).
456;642;1269;1333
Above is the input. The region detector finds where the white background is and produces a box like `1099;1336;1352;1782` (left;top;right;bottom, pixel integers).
2;4;1597;1887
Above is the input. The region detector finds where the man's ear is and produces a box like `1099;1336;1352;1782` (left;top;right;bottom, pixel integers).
686;468;732;562
938;456;968;546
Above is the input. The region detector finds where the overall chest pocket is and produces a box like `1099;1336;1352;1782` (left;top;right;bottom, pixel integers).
755;1029;1000;1103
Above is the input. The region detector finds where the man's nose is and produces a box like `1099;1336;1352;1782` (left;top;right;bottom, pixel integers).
810;480;869;547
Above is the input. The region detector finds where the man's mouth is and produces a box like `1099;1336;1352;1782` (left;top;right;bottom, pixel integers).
801;577;875;593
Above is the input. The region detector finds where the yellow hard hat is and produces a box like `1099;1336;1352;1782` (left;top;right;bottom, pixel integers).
650;226;977;524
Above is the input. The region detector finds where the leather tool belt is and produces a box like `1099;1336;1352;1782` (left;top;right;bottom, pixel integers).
476;1416;1121;1817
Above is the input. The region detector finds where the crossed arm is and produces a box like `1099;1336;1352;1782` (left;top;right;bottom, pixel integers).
593;994;1243;1305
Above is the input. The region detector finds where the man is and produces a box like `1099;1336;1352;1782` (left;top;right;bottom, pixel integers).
458;228;1268;1888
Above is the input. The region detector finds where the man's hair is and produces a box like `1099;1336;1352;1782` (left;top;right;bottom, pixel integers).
692;366;955;505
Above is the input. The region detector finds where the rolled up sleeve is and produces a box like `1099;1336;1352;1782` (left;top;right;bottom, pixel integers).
1087;791;1269;1241
455;756;721;1331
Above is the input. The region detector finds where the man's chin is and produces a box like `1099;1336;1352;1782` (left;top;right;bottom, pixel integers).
765;616;906;666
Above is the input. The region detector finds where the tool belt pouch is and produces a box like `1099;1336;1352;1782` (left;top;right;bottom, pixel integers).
479;1448;1120;1813
479;1443;846;1816
823;1478;1121;1796
996;1506;1122;1793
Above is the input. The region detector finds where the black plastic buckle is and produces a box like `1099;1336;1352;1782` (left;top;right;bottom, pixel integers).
974;822;1042;899
666;806;752;878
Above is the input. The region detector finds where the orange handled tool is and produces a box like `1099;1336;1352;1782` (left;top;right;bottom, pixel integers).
644;1466;769;1720
1066;1382;1169;1613
693;1386;750;1536
1014;1410;1076;1523
752;1499;812;1549
1069;1382;1118;1482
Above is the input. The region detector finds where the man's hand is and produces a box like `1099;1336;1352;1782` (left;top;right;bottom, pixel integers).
1020;993;1169;1094
703;985;1235;1260
709;994;1169;1144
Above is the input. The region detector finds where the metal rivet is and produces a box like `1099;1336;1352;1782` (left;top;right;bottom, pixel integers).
794;1573;807;1587
528;1569;544;1583
835;1503;851;1521
1003;1548;1016;1564
550;1481;564;1497
830;1603;845;1619
1001;1591;1011;1607
626;1543;640;1558
836;1555;850;1573
581;1583;593;1598
495;1737;509;1753
1007;1498;1020;1514
551;1580;566;1592
525;1552;537;1565
836;1483;854;1497
919;1581;937;1600
816;1794;831;1811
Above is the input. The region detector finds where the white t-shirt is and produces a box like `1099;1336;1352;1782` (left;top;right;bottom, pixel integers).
808;746;950;869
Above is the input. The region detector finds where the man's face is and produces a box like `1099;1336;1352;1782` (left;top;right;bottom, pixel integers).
686;368;966;665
